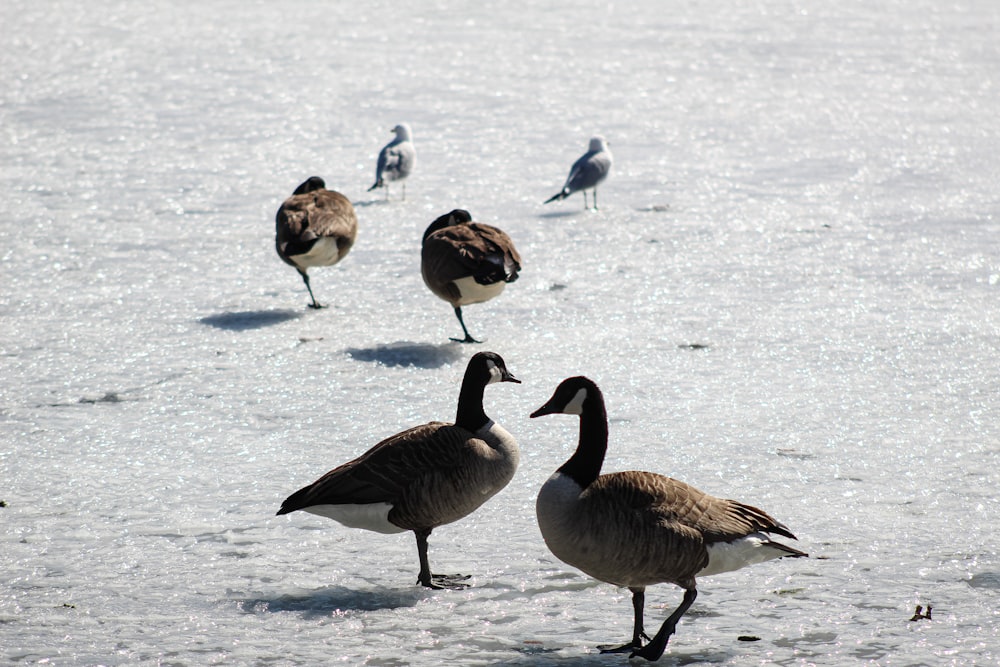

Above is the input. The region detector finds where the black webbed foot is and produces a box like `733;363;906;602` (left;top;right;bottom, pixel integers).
598;634;649;654
418;573;471;590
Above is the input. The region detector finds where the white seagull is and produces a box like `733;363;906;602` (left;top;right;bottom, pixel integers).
544;136;612;210
368;123;416;200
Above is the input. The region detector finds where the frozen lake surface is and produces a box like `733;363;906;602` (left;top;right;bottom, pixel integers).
3;0;1000;664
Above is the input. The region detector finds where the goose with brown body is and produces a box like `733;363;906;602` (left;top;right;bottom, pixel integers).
277;352;521;589
275;176;358;309
531;376;807;661
421;209;522;343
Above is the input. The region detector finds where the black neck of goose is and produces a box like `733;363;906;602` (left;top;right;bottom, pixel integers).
455;373;490;432
557;393;608;489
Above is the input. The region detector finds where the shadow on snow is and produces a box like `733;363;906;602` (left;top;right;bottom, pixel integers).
199;309;302;331
236;585;423;618
346;341;465;369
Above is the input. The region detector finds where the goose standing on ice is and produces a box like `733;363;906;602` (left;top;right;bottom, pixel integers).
531;376;807;661
275;176;358;309
367;123;416;200
277;352;521;589
544;136;612;210
421;209;522;343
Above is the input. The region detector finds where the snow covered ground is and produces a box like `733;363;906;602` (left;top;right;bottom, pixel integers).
3;0;1000;664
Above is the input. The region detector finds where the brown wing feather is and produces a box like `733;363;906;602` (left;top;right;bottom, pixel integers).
421;222;520;285
595;471;796;543
277;422;487;515
275;189;358;265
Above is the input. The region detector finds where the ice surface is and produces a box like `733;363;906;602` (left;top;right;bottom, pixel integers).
2;0;999;664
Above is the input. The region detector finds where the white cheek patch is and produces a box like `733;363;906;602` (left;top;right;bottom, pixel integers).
486;359;503;384
563;388;587;415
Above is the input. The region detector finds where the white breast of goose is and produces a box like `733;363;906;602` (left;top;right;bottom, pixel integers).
471;419;520;493
302;501;407;535
289;236;345;269
536;472;593;563
536;472;687;588
451;275;507;306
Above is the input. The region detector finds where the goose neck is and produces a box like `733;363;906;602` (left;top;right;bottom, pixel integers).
455;375;489;431
558;398;608;488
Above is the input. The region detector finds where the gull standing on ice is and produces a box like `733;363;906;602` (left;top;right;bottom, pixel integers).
544;136;612;210
276;351;521;590
531;376;807;661
368;123;416;200
275;176;358;309
421;209;522;344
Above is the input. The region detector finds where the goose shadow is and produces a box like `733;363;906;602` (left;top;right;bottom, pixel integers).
490;646;731;666
346;341;465;369
237;585;423;619
199;309;302;331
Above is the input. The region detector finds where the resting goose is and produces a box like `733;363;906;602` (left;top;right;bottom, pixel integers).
531;376;807;661
544;136;612;210
277;351;521;589
367;123;416;200
421;209;522;344
275;176;358;309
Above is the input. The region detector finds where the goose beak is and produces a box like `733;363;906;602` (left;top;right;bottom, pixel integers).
530;401;556;418
503;371;521;384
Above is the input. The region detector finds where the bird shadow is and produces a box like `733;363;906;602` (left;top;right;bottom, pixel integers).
352;198;391;208
346;341;465;369
199;309;302;331
236;585;423;619
537;210;585;219
489;646;731;666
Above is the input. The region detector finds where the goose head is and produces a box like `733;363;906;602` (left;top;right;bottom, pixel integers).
468;351;521;387
530;376;600;418
292;176;327;196
422;209;473;242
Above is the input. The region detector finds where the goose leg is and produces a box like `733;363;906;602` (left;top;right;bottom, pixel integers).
299;270;324;309
414;528;470;590
599;587;651;653
450;307;481;344
630;587;697;661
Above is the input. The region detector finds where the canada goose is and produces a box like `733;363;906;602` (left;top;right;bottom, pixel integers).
544;136;612;210
421;209;522;344
275;176;358;309
367;123;416;200
277;351;521;589
531;376;807;661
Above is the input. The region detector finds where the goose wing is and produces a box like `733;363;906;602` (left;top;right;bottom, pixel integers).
277;422;490;514
276;189;358;260
422;222;521;286
593;471;797;543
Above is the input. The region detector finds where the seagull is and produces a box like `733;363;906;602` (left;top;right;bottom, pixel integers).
544;136;612;210
368;123;416;200
275;176;358;309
